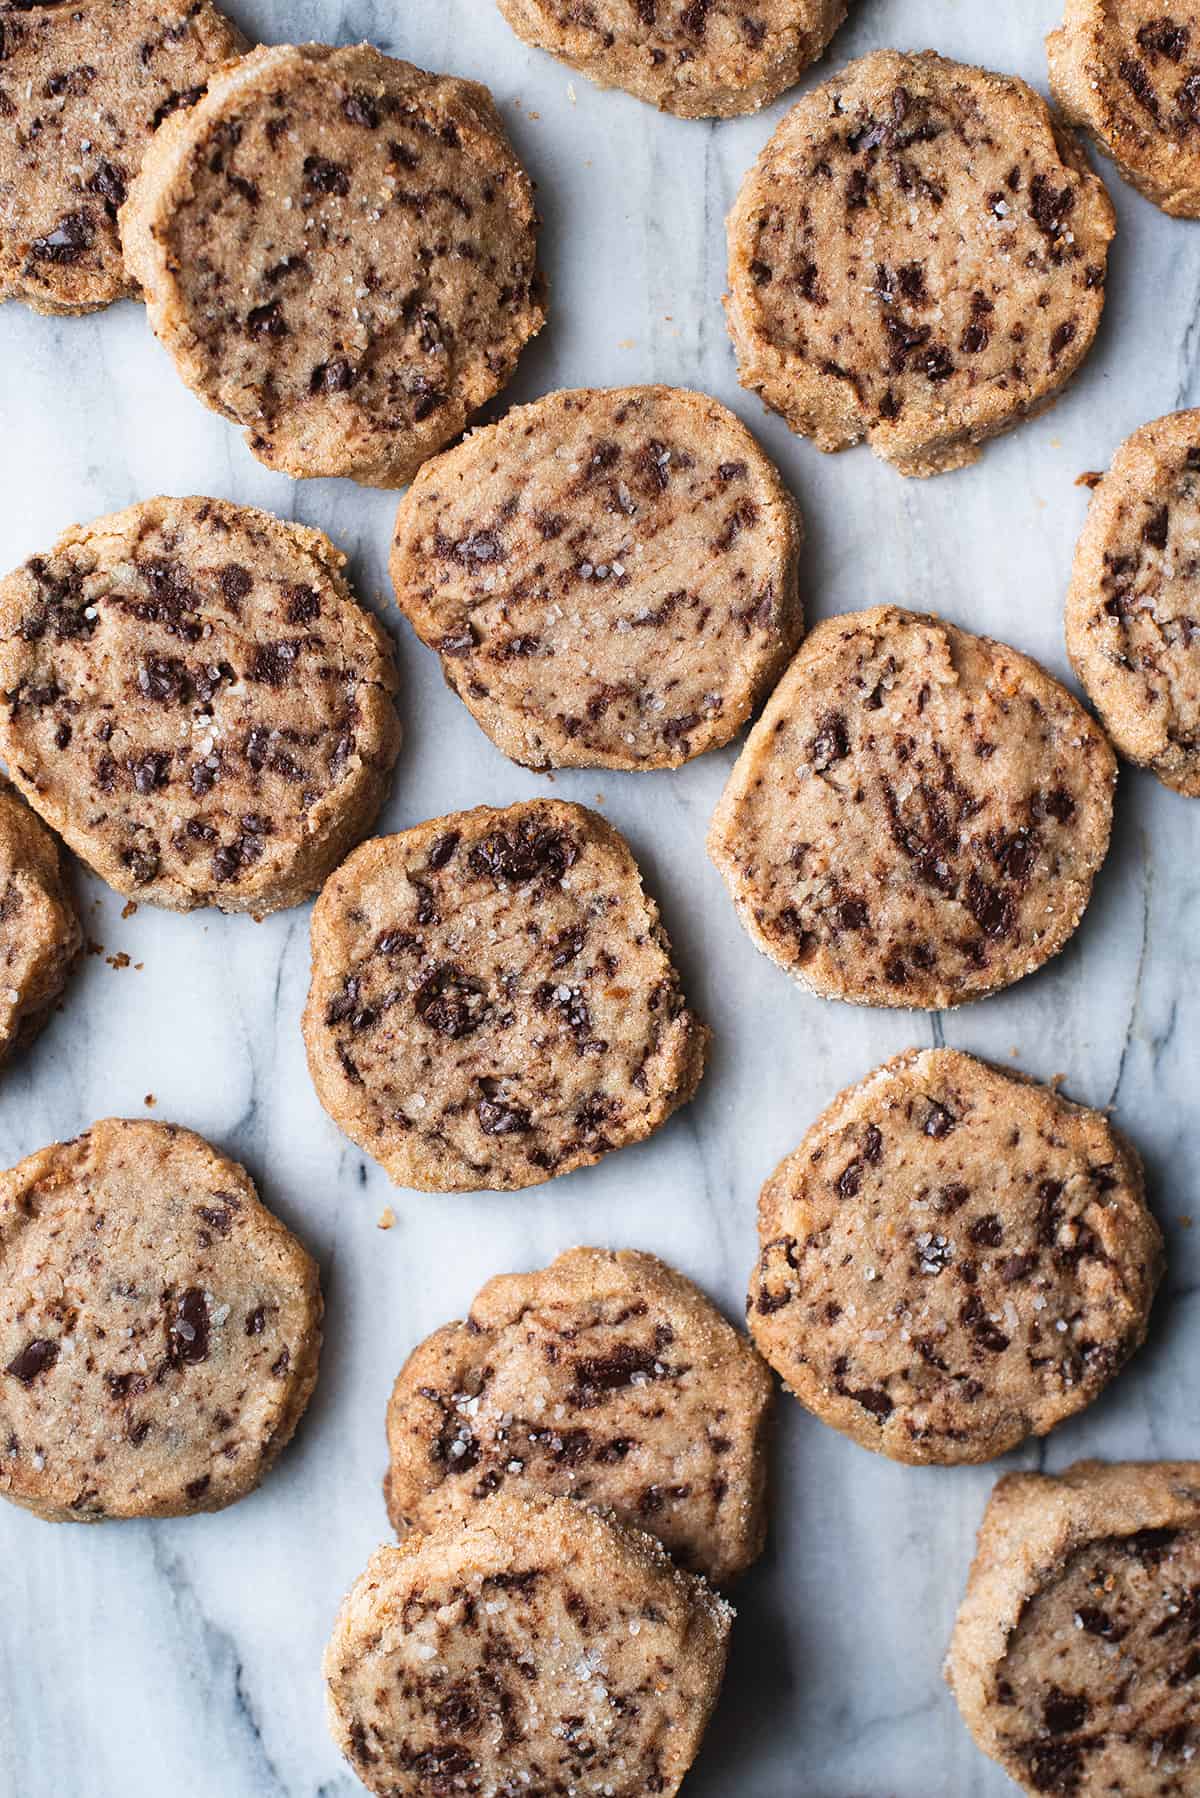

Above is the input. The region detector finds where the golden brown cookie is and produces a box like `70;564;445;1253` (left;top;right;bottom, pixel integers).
0;496;400;915
707;607;1117;1009
748;1050;1162;1466
0;776;79;1062
384;1246;773;1584
324;1491;732;1798
1065;409;1200;796
1049;1;1200;216
303;801;708;1191
947;1460;1200;1795
0;1118;322;1522
0;0;246;315
389;385;803;770
121;42;545;487
726;50;1116;477
495;0;848;119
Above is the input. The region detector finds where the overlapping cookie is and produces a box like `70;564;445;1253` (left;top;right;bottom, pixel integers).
121;43;544;485
325;1491;732;1798
385;1246;773;1583
0;0;246;314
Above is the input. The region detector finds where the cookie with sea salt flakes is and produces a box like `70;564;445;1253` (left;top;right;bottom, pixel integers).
947;1460;1200;1794
495;0;848;119
324;1491;732;1798
389;385;803;771
0;496;399;915
384;1246;773;1585
0;1118;322;1522
1065;408;1200;796
0;776;80;1064
726;50;1116;477
0;0;246;315
1049;1;1200;217
748;1050;1162;1466
120;42;545;488
707;606;1117;1010
303;800;708;1192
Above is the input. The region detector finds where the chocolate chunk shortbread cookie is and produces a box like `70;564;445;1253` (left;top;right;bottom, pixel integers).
303;801;708;1192
495;0;848;119
726;50;1116;477
0;1118;322;1522
325;1491;732;1798
948;1461;1200;1794
121;43;545;486
1049;1;1200;216
385;1246;773;1585
0;496;400;914
390;385;803;770
0;0;246;314
1066;409;1200;795
0;776;80;1063
707;607;1117;1009
748;1050;1162;1466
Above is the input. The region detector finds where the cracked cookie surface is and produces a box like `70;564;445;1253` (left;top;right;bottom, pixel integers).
748;1050;1161;1466
496;0;848;118
0;0;246;314
1066;409;1200;796
707;606;1117;1009
726;50;1115;477
0;1118;322;1522
120;42;544;486
0;776;79;1063
1049;1;1200;216
303;800;708;1192
390;385;803;770
948;1460;1200;1795
0;496;400;915
324;1490;732;1798
384;1246;773;1585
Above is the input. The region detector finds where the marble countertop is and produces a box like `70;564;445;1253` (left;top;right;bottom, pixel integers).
2;1;1198;1794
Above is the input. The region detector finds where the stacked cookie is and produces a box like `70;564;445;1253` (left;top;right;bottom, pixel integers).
2;5;1199;1798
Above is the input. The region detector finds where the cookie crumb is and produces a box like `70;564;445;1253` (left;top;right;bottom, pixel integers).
1076;469;1104;489
121;900;138;920
377;1207;395;1231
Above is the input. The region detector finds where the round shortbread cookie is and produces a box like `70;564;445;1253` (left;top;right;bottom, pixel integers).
384;1246;773;1585
1049;1;1200;217
1065;409;1200;796
303;800;708;1192
707;606;1117;1009
748;1050;1162;1466
947;1460;1200;1795
0;1118;322;1522
495;0;848;119
0;0;246;315
324;1490;732;1798
726;50;1115;477
120;42;545;487
0;776;80;1062
0;496;400;915
389;385;804;771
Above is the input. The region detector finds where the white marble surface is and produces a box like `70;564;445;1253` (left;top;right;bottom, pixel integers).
1;1;1199;1794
